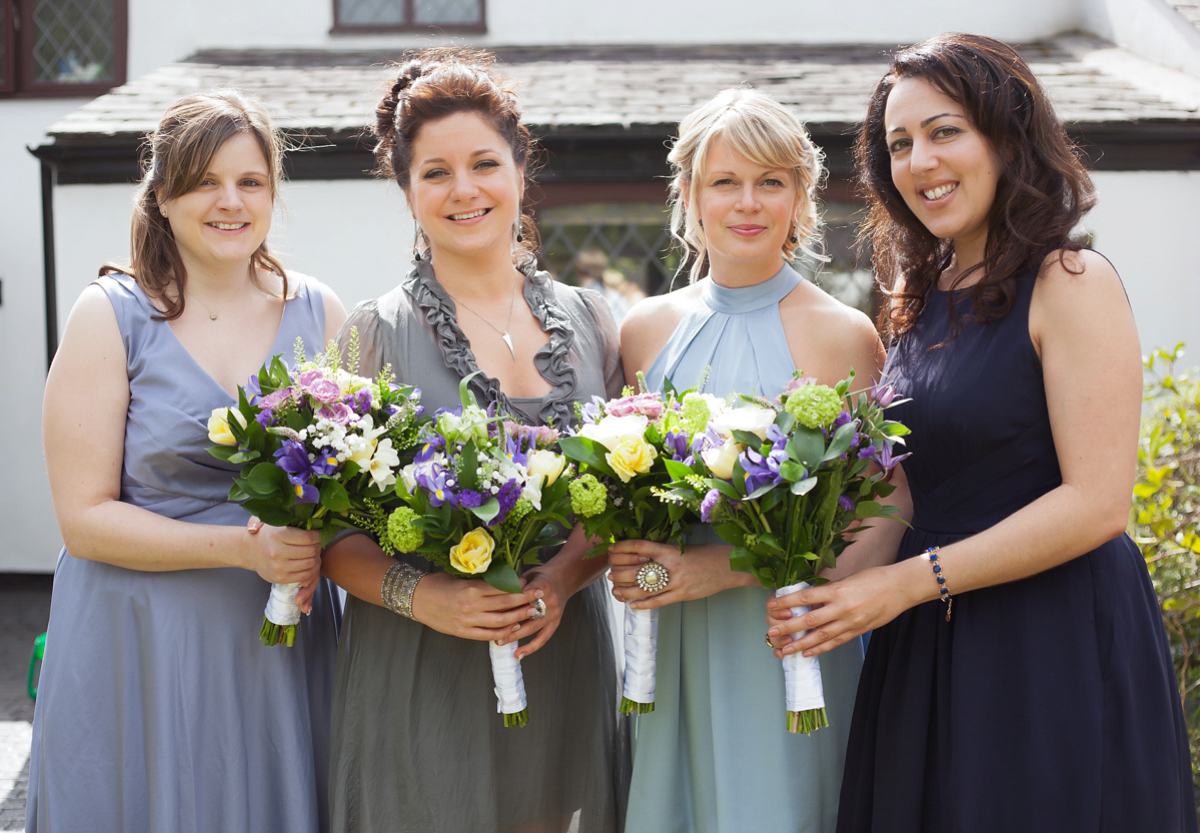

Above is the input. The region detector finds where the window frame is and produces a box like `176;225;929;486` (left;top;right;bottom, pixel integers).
330;0;486;33
1;0;127;98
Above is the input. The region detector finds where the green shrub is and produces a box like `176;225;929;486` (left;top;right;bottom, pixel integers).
1134;343;1200;782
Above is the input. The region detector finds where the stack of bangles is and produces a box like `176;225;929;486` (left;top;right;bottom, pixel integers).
925;546;954;622
381;560;427;620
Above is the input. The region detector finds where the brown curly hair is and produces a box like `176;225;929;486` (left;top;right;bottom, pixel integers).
855;33;1096;340
371;47;539;260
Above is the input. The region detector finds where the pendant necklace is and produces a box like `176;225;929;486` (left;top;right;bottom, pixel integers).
186;276;248;321
448;271;521;361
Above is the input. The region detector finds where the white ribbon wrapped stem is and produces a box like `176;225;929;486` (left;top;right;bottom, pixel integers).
489;640;527;715
777;581;825;712
263;581;303;627
622;604;658;704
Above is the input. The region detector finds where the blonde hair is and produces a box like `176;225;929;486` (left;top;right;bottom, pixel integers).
667;87;825;283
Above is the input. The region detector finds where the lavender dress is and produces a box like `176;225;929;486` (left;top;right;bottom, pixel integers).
26;272;340;833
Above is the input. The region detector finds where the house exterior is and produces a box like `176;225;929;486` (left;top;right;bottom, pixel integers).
4;0;1199;571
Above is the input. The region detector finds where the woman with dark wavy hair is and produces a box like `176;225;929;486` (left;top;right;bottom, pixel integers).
321;48;624;833
767;33;1196;831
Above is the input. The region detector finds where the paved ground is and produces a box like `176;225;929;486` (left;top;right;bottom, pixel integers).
0;574;52;832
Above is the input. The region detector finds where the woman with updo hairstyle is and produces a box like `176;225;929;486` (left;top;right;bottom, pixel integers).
766;33;1197;832
613;86;887;832
321;48;624;833
28;89;345;832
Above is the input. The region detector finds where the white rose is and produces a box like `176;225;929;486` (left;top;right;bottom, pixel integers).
701;438;742;480
711;405;777;441
527;449;566;487
579;413;649;451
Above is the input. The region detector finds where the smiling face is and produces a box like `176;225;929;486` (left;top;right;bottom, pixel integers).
691;135;802;285
405;110;524;262
884;75;1002;272
160;131;273;276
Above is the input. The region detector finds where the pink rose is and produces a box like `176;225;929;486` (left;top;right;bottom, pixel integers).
606;392;665;419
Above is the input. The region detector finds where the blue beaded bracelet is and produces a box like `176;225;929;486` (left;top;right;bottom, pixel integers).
926;546;953;622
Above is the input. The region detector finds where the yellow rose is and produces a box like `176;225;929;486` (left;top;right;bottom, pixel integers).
207;407;247;445
701;438;741;480
606;435;658;483
449;527;495;574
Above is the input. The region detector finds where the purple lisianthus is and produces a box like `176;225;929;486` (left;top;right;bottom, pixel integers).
489;479;523;526
351;388;373;415
317;402;355;425
700;488;720;523
838;495;856;512
606;391;665;419
258;387;295;410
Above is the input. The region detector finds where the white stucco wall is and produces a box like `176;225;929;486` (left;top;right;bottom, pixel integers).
1084;170;1200;357
0;100;91;572
1084;0;1200;76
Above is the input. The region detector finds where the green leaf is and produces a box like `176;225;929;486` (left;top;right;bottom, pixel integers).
822;422;857;463
483;560;522;594
558;436;618;478
779;460;807;482
470;498;501;524
787;427;826;469
732;430;764;449
318;479;352;512
790;476;818;496
712;523;746;548
853;500;883;519
729;546;758;574
244;463;289;497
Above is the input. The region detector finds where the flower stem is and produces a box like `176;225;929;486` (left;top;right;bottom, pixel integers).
503;708;529;728
620;697;655;715
259;618;297;647
786;707;828;735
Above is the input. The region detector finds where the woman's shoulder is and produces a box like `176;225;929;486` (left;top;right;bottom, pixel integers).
785;278;880;352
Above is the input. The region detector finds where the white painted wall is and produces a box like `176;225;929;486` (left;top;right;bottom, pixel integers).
0;100;92;572
1084;170;1200;357
1084;0;1200;76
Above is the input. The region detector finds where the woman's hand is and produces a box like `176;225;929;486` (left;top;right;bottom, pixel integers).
609;539;757;609
242;517;322;586
766;559;929;657
246;517;322;614
411;572;540;642
497;564;571;660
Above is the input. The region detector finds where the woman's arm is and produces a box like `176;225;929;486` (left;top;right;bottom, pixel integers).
44;285;321;581
775;251;1141;656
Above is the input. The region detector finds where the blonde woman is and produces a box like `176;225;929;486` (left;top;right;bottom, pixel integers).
612;87;887;832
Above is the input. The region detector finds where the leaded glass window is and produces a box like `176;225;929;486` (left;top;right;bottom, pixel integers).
1;0;125;96
538;202;680;298
799;201;877;315
333;0;484;30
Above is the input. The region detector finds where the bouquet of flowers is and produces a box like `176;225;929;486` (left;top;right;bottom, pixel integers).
208;332;426;646
382;377;576;727
558;378;718;714
660;371;909;733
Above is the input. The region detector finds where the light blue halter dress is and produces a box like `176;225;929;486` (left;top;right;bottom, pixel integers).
629;264;863;833
26;273;340;833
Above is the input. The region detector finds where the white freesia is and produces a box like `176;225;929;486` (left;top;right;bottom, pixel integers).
701;438;742;480
368;438;400;488
712;404;777;441
579;413;649;450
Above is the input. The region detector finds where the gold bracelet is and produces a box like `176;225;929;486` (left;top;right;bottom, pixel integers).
381;560;426;620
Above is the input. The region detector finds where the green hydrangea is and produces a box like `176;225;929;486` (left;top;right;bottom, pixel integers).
387;506;424;552
569;474;607;518
785;384;842;429
680;393;714;437
506;497;534;526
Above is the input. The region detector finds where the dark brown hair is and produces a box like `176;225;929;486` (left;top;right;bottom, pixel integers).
372;47;539;260
855;33;1096;339
101;89;288;320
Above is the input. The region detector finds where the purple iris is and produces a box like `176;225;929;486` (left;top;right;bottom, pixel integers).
255;409;274;427
244;373;263;404
873;439;912;471
415;462;458;508
414;437;445;463
740;445;787;494
313;447;339;477
273;440;320;503
700;488;720;523
663;431;691;463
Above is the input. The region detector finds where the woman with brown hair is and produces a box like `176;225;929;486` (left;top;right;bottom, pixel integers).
767;33;1196;831
321;49;624;833
28;89;345;832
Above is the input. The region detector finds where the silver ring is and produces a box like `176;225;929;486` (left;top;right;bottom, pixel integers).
530;598;547;619
635;561;671;593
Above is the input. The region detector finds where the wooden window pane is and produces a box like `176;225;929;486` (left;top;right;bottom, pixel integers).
30;0;116;86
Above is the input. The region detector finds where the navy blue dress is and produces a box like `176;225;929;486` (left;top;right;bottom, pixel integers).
837;272;1196;832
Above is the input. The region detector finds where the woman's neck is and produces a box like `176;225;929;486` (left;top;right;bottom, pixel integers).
428;247;523;303
707;254;786;289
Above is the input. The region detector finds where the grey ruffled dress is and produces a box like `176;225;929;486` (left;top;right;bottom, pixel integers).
26;272;341;833
328;258;627;833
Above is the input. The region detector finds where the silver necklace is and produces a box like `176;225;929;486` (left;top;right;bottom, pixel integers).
186;281;246;321
447;272;521;361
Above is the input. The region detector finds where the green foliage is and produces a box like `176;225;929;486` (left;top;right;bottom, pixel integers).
1133;343;1200;783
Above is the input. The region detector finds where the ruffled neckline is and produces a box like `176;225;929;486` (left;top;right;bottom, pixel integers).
701;263;802;314
404;256;579;430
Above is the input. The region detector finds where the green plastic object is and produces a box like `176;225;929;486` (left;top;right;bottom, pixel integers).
28;632;45;700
